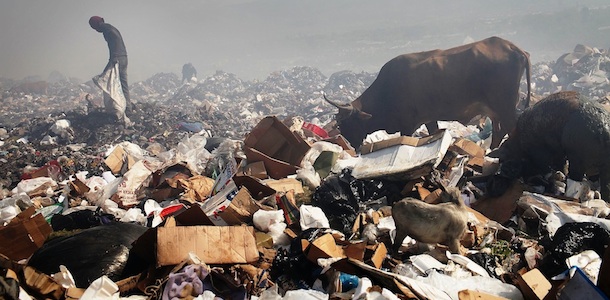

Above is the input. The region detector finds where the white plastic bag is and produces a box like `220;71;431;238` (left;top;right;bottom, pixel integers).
299;205;330;230
253;210;285;232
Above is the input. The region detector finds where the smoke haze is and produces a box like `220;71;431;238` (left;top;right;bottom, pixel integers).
1;0;609;82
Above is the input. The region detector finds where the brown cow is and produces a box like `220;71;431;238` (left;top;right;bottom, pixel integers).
325;36;531;150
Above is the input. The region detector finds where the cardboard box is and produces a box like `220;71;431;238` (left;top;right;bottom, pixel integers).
0;207;52;261
305;233;346;262
244;116;311;167
244;146;299;180
240;161;268;179
156;226;259;266
233;175;276;200
365;243;387;269
217;187;261;225
352;130;453;180
516;268;552;300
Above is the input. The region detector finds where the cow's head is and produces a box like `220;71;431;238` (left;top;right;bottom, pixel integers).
324;94;372;148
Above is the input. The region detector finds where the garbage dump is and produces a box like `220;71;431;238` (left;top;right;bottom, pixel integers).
2;42;610;300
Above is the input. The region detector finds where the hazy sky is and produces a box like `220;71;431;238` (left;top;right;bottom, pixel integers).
1;0;608;82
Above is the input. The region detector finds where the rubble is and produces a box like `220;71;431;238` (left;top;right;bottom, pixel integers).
1;43;610;299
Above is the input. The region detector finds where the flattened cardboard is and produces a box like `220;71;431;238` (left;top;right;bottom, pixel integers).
24;266;64;300
345;241;367;261
0;207;52;261
360;130;446;154
264;178;304;194
471;180;523;224
352;130;453;180
156;226;259;266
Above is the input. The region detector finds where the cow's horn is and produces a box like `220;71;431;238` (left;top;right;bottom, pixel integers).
323;93;353;110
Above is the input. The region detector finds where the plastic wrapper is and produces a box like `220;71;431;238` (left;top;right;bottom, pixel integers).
175;134;212;175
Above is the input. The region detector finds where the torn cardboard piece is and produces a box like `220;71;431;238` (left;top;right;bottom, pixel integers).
178;175;215;203
156;226;259;266
240;161;268;179
264;178;304;194
0;206;52;261
217;187;261;225
244;146;298;180
104;144;137;174
516;268;552;300
244;116;311;167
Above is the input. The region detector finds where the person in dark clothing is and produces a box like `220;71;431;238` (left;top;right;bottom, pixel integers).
89;16;132;113
182;63;197;83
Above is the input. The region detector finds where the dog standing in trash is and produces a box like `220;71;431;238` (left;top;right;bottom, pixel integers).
392;186;468;254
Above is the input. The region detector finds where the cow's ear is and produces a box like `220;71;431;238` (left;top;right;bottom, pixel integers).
357;111;372;120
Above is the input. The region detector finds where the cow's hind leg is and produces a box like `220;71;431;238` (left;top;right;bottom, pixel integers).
599;166;610;202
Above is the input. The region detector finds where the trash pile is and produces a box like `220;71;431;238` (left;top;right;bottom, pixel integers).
1;44;610;300
531;43;610;102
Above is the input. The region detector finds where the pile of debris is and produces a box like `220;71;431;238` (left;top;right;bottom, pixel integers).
531;44;610;102
1;44;610;300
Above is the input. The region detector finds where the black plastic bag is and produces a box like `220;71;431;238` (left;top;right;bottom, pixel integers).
538;222;610;278
27;222;149;288
50;208;115;231
312;169;403;236
270;229;325;292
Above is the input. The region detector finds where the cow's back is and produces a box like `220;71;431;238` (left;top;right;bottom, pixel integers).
358;36;528;144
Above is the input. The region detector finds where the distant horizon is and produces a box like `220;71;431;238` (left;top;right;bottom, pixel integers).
1;0;608;83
